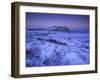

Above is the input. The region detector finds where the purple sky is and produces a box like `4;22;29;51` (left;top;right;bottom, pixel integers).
26;12;89;32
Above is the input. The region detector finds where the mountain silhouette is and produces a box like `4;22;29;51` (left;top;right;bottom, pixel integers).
27;25;70;32
53;26;69;32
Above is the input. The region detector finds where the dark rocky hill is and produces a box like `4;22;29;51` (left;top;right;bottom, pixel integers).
53;26;69;32
27;25;70;32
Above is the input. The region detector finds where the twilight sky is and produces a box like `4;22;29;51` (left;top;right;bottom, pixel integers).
26;12;89;32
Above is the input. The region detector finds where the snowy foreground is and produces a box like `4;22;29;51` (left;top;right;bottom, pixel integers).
26;30;90;67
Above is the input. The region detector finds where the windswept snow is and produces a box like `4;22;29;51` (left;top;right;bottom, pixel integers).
26;30;90;67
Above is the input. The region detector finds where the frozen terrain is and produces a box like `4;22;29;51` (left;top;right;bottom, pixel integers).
26;28;90;67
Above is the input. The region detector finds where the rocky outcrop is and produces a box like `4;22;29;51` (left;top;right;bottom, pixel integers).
53;26;69;32
27;25;70;32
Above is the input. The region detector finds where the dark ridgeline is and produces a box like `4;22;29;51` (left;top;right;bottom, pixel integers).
26;26;70;32
53;26;69;32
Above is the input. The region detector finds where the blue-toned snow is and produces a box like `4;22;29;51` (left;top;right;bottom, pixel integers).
26;30;90;67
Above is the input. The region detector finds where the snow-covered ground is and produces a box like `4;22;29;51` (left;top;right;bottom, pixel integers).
26;30;90;67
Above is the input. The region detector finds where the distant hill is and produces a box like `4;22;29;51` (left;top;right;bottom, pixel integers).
52;26;69;32
26;25;70;32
